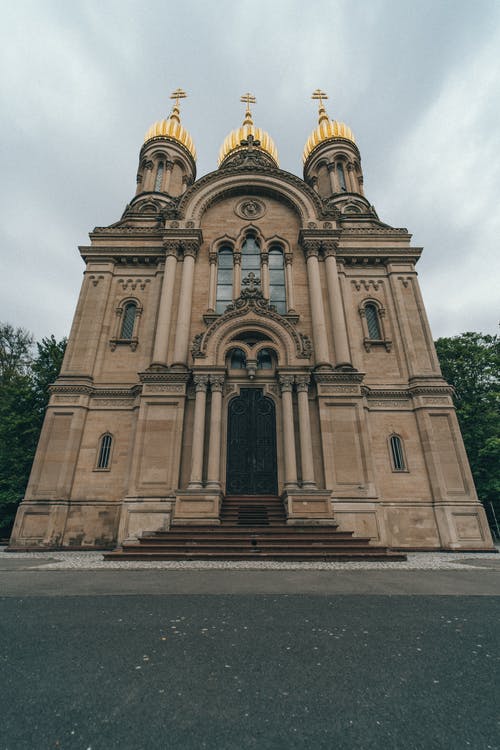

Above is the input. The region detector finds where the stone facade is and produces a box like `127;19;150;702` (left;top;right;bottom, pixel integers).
9;97;494;552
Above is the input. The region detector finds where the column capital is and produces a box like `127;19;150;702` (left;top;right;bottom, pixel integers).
322;240;339;258
165;160;174;171
163;240;179;257
278;374;294;393
233;251;242;265
346;162;355;172
208;251;218;265
261;252;269;264
209;375;225;392
181;240;199;259
302;240;321;259
295;375;310;392
327;161;336;172
193;374;209;392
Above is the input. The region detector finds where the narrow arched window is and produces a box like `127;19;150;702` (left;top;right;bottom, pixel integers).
120;302;137;339
229;348;246;369
241;236;261;278
390;435;406;471
216;247;234;314
97;434;112;470
154;161;164;191
337;162;347;191
257;348;273;370
268;247;286;314
365;303;382;340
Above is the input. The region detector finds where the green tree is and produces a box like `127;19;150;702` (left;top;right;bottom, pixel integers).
435;332;500;530
0;325;66;537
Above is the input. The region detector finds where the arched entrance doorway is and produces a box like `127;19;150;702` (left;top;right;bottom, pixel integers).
226;389;278;495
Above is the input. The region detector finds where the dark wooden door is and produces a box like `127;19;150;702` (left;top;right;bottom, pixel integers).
226;389;278;495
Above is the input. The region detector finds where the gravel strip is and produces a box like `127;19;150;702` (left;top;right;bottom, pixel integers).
1;546;498;570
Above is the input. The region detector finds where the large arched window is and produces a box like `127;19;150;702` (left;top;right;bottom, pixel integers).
268;247;286;314
365;303;382;340
154;161;164;192
241;236;261;279
228;348;246;369
389;435;406;471
96;433;113;470
257;348;274;370
337;162;347;191
216;247;234;314
120;302;137;339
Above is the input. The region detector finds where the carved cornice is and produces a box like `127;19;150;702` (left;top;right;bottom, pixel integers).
50;384;142;398
139;370;190;384
314;371;365;385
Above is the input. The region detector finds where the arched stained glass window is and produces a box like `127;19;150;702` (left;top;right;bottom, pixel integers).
268;247;286;314
241;236;261;277
121;302;137;339
229;348;246;369
97;434;112;469
154;161;164;191
337;162;347;191
216;247;234;314
390;435;406;471
365;303;382;340
257;348;273;369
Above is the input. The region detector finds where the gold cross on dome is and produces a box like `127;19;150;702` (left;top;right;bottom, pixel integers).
240;92;256;108
170;88;187;107
312;89;328;108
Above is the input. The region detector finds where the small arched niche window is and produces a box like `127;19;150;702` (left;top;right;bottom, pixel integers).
216;247;234;314
96;433;113;470
365;303;382;340
228;348;247;369
120;302;137;339
241;236;261;277
268;247;286;314
257;348;275;370
154;161;164;192
389;435;406;472
337;162;347;191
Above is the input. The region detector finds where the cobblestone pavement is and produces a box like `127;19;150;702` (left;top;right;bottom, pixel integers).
1;545;499;570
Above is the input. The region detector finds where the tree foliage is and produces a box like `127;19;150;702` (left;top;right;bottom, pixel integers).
0;324;66;537
435;332;500;523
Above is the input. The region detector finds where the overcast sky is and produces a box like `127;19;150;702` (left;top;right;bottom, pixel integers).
1;0;499;343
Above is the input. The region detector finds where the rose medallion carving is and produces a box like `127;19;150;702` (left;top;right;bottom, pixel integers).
235;198;266;220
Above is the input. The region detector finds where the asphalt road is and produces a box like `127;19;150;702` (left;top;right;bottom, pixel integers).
1;569;499;750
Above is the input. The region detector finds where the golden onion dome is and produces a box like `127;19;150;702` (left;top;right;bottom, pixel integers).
144;89;196;161
303;89;355;163
218;94;279;166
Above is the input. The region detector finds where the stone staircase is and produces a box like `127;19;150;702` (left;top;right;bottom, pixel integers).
104;495;406;561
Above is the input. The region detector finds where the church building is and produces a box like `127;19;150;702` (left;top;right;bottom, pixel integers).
9;89;494;556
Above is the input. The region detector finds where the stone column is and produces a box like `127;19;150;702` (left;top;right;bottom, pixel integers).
323;242;352;368
207;252;217;312
162;160;174;194
284;254;296;312
261;252;270;299
151;242;178;366
188;375;209;489
143;160;154;191
182;175;189;194
171;241;198;367
327;162;338;194
303;242;330;367
279;375;298;488
206;375;225;488
347;163;357;193
296;375;316;488
233;252;242;299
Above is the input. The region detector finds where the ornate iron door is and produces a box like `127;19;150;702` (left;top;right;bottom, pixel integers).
226;389;278;495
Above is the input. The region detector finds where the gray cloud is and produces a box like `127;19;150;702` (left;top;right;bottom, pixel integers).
1;0;499;341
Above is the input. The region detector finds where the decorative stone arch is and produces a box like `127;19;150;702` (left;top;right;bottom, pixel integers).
235;224;266;251
264;234;290;253
192;308;311;368
178;170;323;227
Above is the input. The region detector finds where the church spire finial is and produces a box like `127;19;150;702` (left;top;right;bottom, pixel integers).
240;92;256;126
312;88;330;126
169;88;187;124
